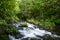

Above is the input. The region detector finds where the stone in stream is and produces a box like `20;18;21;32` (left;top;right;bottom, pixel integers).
22;38;29;40
14;33;24;39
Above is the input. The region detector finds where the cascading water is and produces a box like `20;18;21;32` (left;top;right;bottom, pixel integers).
9;22;60;40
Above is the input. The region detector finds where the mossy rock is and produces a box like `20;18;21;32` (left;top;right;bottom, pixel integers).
19;22;28;27
43;35;55;40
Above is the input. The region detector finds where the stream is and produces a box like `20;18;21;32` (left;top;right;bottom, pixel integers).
9;21;60;40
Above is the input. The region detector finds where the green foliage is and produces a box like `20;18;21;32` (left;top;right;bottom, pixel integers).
0;0;20;23
0;24;19;35
18;0;60;27
0;1;20;39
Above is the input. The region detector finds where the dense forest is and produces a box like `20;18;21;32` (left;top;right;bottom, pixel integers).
0;0;60;40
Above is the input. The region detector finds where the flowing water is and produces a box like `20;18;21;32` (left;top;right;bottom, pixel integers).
9;21;60;40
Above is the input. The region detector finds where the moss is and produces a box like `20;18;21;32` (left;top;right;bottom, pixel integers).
23;22;28;27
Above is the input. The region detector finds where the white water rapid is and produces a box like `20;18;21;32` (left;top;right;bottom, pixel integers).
9;22;60;40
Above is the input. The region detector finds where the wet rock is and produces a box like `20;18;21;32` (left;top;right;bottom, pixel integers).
22;38;28;40
43;34;55;40
15;34;24;39
31;38;40;40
